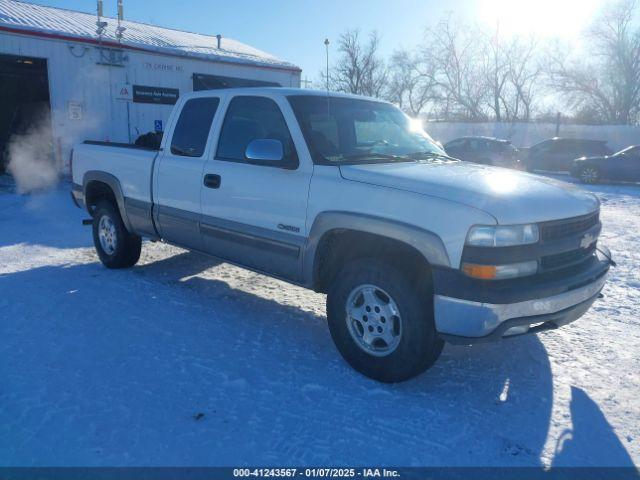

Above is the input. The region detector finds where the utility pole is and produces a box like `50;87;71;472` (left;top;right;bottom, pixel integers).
324;38;330;92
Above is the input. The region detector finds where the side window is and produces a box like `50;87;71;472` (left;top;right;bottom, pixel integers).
491;142;506;152
560;141;581;154
445;139;465;150
170;97;220;157
592;143;611;155
534;141;551;153
549;141;567;153
469;139;484;151
216;96;297;165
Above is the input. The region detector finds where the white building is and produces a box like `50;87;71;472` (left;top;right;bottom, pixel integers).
0;0;301;171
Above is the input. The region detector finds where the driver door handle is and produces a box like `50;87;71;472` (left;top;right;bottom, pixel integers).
204;174;221;189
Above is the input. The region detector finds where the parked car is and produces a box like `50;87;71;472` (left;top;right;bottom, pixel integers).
444;136;520;168
570;145;640;184
70;88;612;383
521;137;612;172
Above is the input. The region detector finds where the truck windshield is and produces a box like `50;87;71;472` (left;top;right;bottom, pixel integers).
287;95;447;165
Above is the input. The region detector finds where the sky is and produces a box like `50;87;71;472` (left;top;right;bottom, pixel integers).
20;0;606;84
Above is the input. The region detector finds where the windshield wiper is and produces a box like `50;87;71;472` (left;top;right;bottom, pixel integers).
406;151;457;161
339;152;413;163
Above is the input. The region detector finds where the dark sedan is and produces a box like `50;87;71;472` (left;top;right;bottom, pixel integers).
443;136;520;168
570;146;640;184
521;138;612;172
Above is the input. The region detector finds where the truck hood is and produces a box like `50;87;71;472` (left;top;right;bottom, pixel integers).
339;161;599;224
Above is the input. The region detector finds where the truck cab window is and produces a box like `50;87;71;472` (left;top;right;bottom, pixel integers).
170;97;220;157
216;96;297;165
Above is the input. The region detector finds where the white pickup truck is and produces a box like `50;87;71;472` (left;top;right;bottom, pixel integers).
71;88;613;382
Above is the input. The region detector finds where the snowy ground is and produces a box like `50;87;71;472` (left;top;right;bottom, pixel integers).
0;175;638;468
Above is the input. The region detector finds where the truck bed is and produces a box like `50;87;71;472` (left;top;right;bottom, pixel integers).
71;141;159;207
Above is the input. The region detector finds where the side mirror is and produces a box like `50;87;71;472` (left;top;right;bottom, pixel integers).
245;139;284;164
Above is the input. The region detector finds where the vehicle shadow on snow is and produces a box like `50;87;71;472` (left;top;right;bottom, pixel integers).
551;387;638;469
0;253;634;467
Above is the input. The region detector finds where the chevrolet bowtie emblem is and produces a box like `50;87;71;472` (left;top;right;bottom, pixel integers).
580;233;596;249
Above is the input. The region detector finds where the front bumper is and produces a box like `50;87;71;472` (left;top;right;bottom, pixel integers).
433;248;612;344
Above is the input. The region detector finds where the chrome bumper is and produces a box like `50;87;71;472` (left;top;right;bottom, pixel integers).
434;269;608;343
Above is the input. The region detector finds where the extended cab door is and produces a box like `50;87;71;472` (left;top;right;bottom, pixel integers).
199;94;313;282
154;96;220;250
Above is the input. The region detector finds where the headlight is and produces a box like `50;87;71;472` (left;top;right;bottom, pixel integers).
466;224;539;247
462;260;538;280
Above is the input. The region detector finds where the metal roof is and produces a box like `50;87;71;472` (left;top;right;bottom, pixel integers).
0;0;300;72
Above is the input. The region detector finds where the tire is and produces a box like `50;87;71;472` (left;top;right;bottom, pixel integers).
326;259;444;383
92;200;142;269
578;166;600;184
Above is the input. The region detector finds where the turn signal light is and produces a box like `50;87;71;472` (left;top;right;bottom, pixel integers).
462;263;498;279
462;260;538;280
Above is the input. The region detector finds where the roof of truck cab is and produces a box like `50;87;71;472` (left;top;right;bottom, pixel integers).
0;0;300;72
183;87;391;102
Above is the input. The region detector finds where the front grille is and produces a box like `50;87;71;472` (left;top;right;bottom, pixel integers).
541;244;596;271
540;212;599;241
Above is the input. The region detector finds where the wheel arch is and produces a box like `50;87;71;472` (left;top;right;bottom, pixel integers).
304;211;450;293
83;171;134;232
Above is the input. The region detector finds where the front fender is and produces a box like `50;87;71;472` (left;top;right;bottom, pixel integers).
303;211;451;287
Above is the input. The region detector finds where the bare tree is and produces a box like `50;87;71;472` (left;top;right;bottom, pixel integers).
506;36;541;122
548;0;640;124
387;49;439;116
420;16;487;121
479;27;542;123
481;26;510;122
324;30;388;98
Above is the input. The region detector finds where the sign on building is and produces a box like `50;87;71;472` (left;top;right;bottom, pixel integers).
68;101;83;120
132;85;179;105
115;83;133;101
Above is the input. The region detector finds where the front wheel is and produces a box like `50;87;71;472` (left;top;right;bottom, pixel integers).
326;259;444;382
578;166;600;184
92;200;142;268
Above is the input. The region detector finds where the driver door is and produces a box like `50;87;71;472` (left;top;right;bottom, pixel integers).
199;94;313;282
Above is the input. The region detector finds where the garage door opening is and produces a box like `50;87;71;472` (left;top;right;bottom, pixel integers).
0;54;52;179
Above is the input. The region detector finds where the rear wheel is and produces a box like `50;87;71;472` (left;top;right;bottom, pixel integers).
579;166;600;184
92;200;141;268
326;259;443;383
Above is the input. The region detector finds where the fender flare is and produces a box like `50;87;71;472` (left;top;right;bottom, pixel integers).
303;211;451;287
82;170;134;233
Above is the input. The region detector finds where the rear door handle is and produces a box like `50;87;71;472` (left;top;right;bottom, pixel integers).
204;174;221;189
